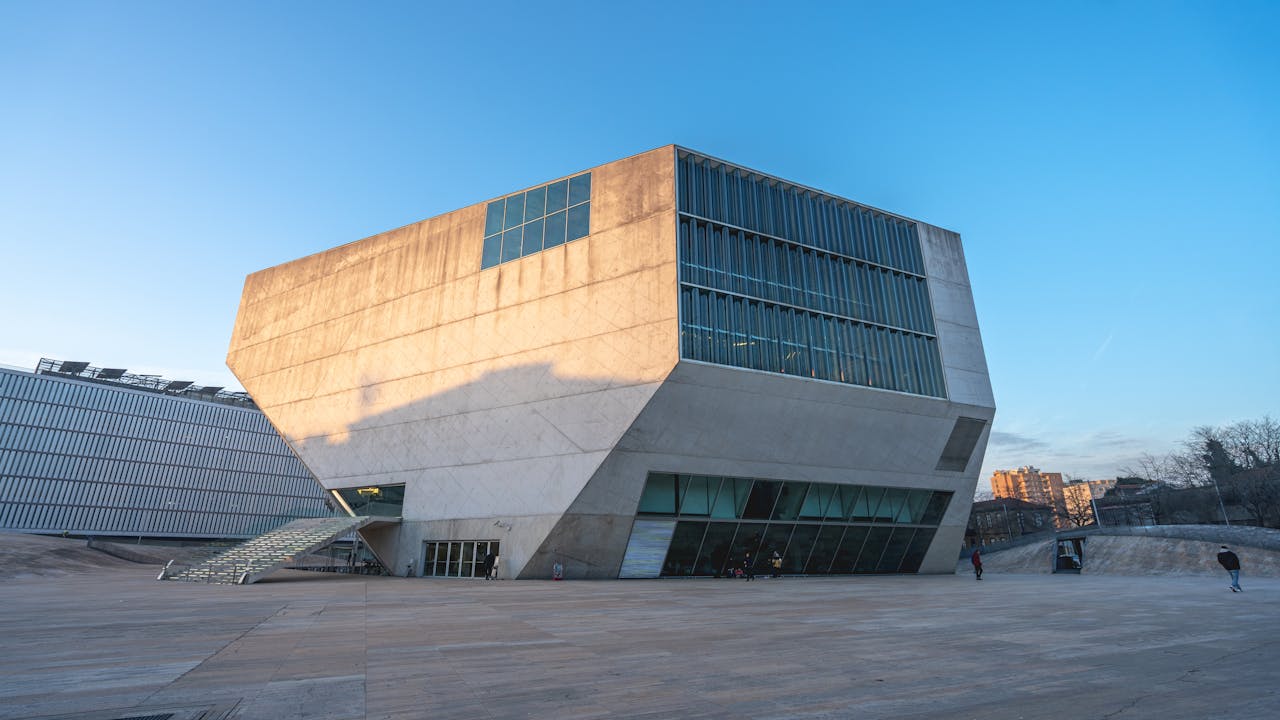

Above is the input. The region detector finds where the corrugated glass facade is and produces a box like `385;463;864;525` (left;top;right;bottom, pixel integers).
624;472;951;577
677;150;946;397
0;367;332;538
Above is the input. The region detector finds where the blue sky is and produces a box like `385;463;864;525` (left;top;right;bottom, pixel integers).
2;2;1276;488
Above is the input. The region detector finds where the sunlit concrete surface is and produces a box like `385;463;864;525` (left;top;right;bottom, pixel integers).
2;565;1275;719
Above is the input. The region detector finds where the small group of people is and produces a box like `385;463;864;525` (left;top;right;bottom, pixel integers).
967;544;1245;591
728;550;784;580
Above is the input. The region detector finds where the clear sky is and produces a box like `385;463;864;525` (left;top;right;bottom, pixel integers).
2;2;1276;489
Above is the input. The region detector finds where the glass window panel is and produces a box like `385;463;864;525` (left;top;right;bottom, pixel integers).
854;527;893;573
544;210;567;248
710;477;750;519
742;480;780;520
521;218;544;256
903;489;930;524
899;528;936;573
503;195;524;230
637;473;678;515
566;203;590;241
524;186;546;222
876;527;916;572
771;482;808;521
481;233;502;269
878;488;908;523
921;491;952;525
782;524;820;574
484;201;505;237
545;179;569;213
760;523;794;571
850;486;883;522
661;521;706;577
500;228;522;263
728;524;765;574
569;173;591;206
798;483;833;520
831;526;868;574
695;522;737;576
678;475;717;517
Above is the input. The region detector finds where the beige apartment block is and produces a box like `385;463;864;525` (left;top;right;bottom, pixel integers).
227;146;995;580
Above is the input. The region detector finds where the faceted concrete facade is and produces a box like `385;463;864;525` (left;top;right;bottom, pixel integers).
228;145;994;579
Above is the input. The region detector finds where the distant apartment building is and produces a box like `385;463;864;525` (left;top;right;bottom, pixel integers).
991;466;1066;518
966;498;1055;546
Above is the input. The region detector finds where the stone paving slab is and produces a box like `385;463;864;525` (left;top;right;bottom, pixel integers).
1;567;1276;719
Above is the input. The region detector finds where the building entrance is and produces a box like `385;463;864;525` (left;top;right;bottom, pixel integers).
423;539;500;578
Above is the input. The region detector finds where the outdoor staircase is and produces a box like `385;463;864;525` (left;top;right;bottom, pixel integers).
159;516;378;585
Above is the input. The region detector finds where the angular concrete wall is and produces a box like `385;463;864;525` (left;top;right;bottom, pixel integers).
228;146;679;578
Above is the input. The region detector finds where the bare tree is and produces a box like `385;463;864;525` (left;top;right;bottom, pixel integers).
1062;490;1096;527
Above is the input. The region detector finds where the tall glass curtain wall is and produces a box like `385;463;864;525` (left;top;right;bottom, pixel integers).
481;173;591;269
677;151;946;397
0;369;331;537
636;472;951;576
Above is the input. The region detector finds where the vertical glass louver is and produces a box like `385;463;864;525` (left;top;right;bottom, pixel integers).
676;150;946;398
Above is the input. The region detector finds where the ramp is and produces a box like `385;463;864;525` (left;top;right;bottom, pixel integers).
160;516;387;584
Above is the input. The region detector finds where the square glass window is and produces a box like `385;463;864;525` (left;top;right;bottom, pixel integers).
903;489;931;524
854;527;893;573
710;477;751;519
798;483;833;520
524;186;547;222
921;492;952;525
678;475;718;517
695;522;738;576
545;179;569;213
481;234;502;269
484;201;505;237
543;210;567;249
771;482;809;521
569;173;591;206
661;521;706;577
850;486;884;522
742;480;780;520
503;195;525;230
500;228;522;263
782;524;820;573
521;218;544;256
566;203;590;241
638;473;678;515
878;488;908;523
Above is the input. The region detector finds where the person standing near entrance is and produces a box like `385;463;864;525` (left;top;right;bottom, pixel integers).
971;547;983;581
483;551;497;580
1217;545;1242;592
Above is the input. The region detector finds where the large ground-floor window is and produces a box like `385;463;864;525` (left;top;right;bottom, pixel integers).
620;472;951;578
423;539;500;578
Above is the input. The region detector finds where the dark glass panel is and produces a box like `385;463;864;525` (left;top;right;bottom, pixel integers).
728;525;765;574
850;486;883;522
878;488;908;523
876;527;916;572
771;481;809;520
481;234;502;269
500;228;522;263
661;521;706;577
854;527;893;573
521;218;544;256
742;480;780;520
903;489;931;524
566;203;590;241
484;201;505;237
760;523;794;568
545;179;569;213
696;522;737;576
503;194;524;230
678;475;718;517
783;524;820;573
831;526;868;574
834;484;863;521
544;210;567;248
569;173;592;206
710;477;751;519
524;186;547;222
798;483;833;520
335;483;405;516
899;528;936;572
637;473;678;515
921;491;952;525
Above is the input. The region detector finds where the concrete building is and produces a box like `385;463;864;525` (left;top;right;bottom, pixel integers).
991;466;1067;523
227;146;995;579
0;359;332;539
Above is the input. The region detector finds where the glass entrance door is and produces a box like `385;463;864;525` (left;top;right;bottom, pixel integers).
422;540;500;578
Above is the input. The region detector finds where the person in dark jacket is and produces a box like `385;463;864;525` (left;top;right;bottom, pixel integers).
742;551;755;581
1217;545;1242;592
971;548;983;581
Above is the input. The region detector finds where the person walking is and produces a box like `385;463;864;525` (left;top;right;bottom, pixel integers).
482;551;497;580
742;551;755;581
971;547;983;581
770;550;783;579
1217;545;1242;592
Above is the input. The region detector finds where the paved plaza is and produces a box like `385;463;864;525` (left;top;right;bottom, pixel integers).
1;564;1276;720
